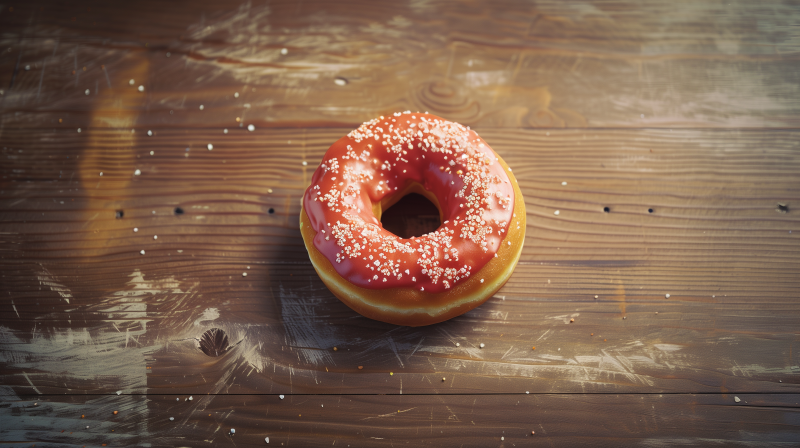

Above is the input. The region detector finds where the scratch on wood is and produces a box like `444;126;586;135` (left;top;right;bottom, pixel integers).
21;372;41;394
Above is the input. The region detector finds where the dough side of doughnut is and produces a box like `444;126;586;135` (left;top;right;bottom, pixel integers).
300;152;526;326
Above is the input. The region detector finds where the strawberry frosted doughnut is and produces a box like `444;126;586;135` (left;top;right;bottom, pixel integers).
300;112;525;326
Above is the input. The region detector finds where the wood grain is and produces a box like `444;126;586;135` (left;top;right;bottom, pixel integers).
2;392;799;447
2;1;800;128
2;0;800;445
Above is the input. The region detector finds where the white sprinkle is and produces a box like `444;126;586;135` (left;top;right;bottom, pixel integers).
501;437;504;441
116;390;121;395
147;130;153;136
138;85;144;92
665;294;670;298
280;48;288;55
134;169;141;176
77;128;81;133
230;428;236;435
334;77;347;86
129;79;135;85
207;143;213;150
561;181;567;186
479;343;485;348
150;150;154;155
455;343;460;347
734;396;741;403
133;228;138;232
265;437;270;443
554;210;560;215
480;279;484;283
234;92;239;98
279;395;284;399
25;65;30;71
189;396;193;401
302;161;308;166
140;250;145;255
223;128;228;134
84;89;90;95
247;124;255;132
526;391;529;394
99;172;103;176
242;272;247;277
176;398;179;401
169;417;174;421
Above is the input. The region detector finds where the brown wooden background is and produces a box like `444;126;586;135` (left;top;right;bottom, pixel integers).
2;0;799;446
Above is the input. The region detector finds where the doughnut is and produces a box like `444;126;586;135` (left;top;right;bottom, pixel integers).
300;112;525;326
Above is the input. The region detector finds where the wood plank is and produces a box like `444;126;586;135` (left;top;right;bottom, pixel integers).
2;127;798;396
3;2;800;443
2;391;799;446
2;1;800;128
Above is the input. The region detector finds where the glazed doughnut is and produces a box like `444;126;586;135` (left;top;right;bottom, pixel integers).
300;112;525;326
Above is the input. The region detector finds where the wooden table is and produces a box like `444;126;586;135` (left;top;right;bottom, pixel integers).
2;1;799;446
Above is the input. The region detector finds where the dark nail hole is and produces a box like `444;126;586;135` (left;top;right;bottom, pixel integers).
199;328;229;357
381;193;441;239
777;203;789;213
174;207;184;215
648;208;654;213
268;208;275;214
115;210;124;219
603;207;610;213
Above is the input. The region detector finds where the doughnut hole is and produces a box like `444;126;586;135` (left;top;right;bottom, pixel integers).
380;193;441;239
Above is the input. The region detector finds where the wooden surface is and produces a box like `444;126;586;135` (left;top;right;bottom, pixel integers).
1;0;800;446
